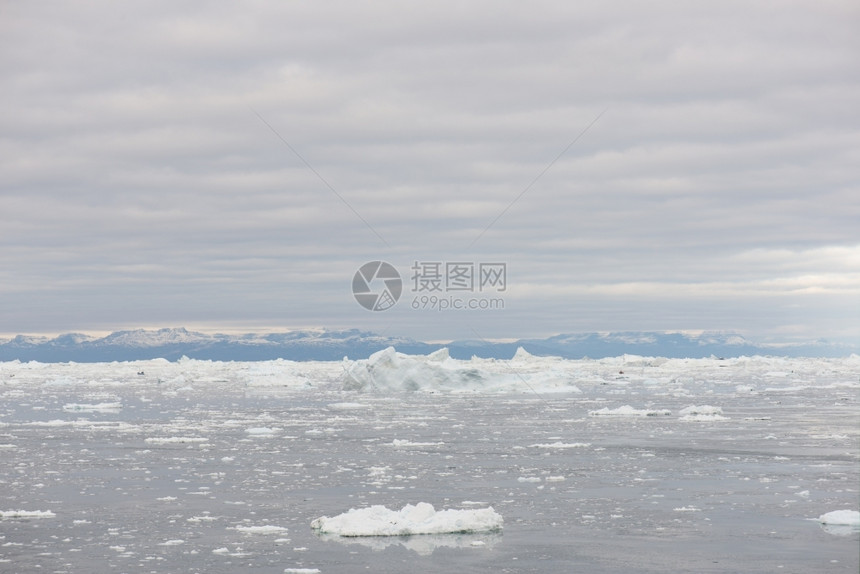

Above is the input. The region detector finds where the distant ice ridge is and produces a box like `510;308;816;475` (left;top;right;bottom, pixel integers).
341;347;581;393
310;502;503;536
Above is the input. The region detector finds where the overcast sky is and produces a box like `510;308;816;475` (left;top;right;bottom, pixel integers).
1;1;858;342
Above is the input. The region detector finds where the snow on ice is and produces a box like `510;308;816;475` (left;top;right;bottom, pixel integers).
310;502;503;536
818;510;860;526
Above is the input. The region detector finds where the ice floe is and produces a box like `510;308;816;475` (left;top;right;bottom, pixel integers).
62;402;122;412
679;405;727;421
816;509;860;536
0;509;55;519
235;524;289;535
818;510;860;526
310;502;503;536
588;405;671;417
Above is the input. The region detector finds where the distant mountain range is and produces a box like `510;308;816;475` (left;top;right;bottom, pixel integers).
0;327;856;362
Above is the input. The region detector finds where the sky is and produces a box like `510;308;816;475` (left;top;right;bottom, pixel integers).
1;1;859;343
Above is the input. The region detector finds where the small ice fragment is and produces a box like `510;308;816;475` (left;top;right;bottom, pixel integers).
0;510;55;518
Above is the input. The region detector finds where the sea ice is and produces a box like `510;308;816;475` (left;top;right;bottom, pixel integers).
62;402;122;412
0;510;55;519
588;405;671;417
818;510;860;526
310;502;503;536
235;525;289;535
679;405;728;421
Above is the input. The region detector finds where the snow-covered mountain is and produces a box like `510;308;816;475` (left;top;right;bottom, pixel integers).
0;327;856;362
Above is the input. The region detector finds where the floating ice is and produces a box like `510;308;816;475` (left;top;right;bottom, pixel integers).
816;510;860;536
245;427;280;435
310;502;503;536
588;405;671;417
341;347;581;393
530;442;590;449
342;347;489;392
679;405;728;421
145;436;208;444
0;510;55;519
818;510;860;526
62;402;122;412
235;524;289;535
327;402;371;410
391;439;445;448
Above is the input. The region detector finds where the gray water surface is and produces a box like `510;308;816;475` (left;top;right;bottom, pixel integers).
0;358;857;573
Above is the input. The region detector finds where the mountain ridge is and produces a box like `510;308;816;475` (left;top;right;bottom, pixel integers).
0;328;856;362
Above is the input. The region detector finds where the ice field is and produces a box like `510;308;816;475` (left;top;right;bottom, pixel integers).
1;349;858;573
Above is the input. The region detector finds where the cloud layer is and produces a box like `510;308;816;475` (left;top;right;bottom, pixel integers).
1;1;858;341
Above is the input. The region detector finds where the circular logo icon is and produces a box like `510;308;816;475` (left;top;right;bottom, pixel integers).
352;261;402;311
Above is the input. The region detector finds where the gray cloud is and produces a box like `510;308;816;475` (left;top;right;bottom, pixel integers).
1;1;858;341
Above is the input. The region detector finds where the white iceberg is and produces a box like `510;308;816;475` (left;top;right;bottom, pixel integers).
310;502;503;537
341;347;581;393
818;510;860;526
816;510;860;536
342;347;489;392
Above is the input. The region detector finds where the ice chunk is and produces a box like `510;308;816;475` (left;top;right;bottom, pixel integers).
310;502;503;536
0;510;55;519
679;405;728;421
816;510;860;536
62;402;122;412
145;436;208;444
818;510;860;526
245;427;280;435
589;405;671;417
235;524;289;534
